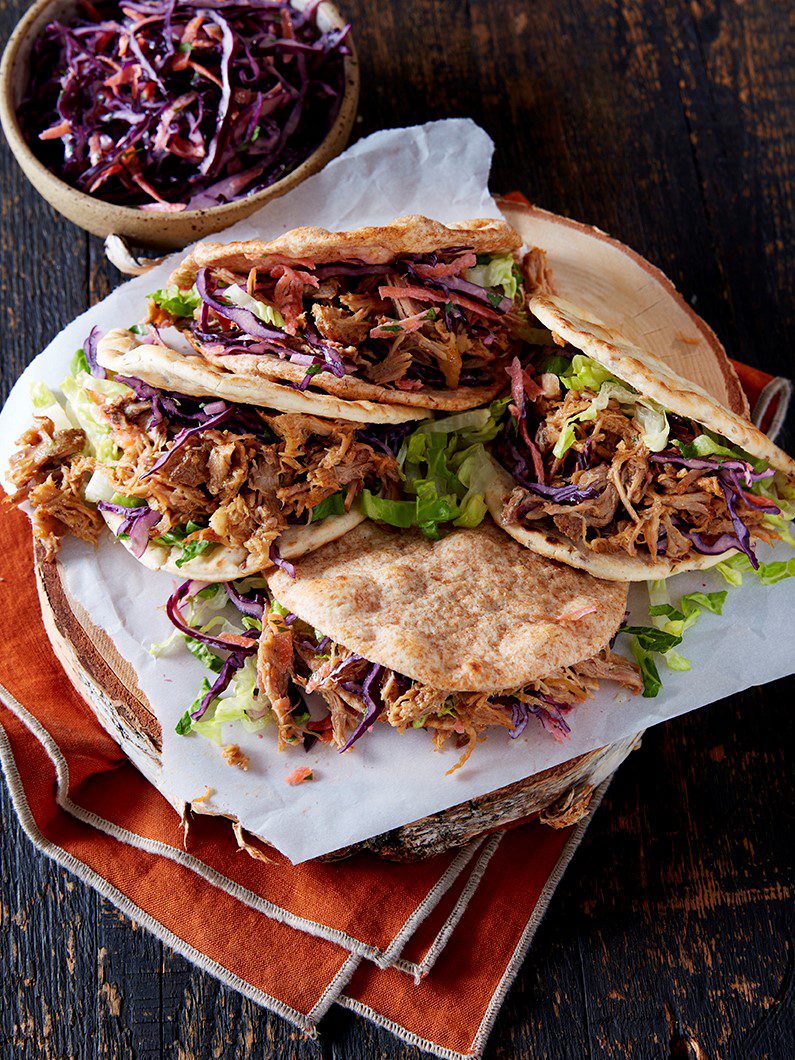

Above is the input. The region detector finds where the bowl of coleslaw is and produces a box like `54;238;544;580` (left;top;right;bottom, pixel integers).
0;0;359;249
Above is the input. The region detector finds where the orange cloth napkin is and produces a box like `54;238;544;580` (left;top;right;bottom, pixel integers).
0;499;596;1056
1;358;787;1058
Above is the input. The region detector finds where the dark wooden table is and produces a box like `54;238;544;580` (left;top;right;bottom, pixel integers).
2;1;793;1056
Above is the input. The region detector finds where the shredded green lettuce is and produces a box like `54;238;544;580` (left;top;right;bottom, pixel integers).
153;520;212;567
360;491;415;527
176;539;211;567
84;470;116;505
311;491;346;522
673;431;757;463
621;581;729;693
222;284;285;328
716;553;795;587
534;351;570;376
58;353;133;465
552;381;635;458
552;372;669;458
560;354;622;392
633;403;670;452
644;581;728;673
629;640;664;698
149;284;201;317
29;381;78;433
363;401;509;539
185;637;223;672
189;656;271;744
464;253;520;300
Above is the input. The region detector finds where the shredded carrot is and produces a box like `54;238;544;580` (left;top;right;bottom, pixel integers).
285;766;314;786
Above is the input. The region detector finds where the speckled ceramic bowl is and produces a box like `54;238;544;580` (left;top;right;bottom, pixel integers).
0;0;359;249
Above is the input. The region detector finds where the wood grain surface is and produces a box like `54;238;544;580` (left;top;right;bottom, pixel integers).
1;0;793;1056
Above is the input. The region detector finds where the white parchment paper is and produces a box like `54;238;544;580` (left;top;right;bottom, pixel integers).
2;121;793;863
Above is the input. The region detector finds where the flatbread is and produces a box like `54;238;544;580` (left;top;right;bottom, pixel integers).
97;329;430;425
267;519;629;692
199;349;503;411
169;215;522;287
101;508;365;582
167;215;519;411
483;292;795;581
481;456;730;581
529;294;795;478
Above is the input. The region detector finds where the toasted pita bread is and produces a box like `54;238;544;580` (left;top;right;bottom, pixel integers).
97;329;430;425
485;292;795;580
197;349;503;411
101;508;365;581
481;456;730;580
529;294;795;477
169;215;521;287
166;215;520;411
267;520;629;692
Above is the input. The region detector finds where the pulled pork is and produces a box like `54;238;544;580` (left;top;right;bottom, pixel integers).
501;385;775;561
98;395;400;568
262;614;642;772
8;418;103;558
9;387;399;566
162;250;524;393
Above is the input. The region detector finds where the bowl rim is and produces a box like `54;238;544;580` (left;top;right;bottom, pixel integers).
0;0;359;225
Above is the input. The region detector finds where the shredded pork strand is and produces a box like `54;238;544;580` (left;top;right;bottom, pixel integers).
8;419;103;558
503;387;774;560
99;396;399;567
276;621;642;771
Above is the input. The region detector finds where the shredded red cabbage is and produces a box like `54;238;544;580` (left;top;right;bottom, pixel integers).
508;701;529;739
650;451;774;486
195;269;287;341
355;422;415;458
339;662;384;752
223;581;265;619
321;653;363;682
83;326;105;378
407;263;512;314
508;695;572;741
687;530;746;557
167;580;258;653
22;0;350;210
141;405;234;478
651;450;777;567
98;499;162;557
192;650;249;721
269;541;296;578
116;372;269;438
